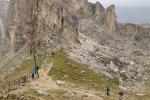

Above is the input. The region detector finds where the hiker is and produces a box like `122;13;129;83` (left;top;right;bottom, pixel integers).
35;65;40;78
118;91;124;100
105;87;111;96
31;69;35;79
52;52;54;57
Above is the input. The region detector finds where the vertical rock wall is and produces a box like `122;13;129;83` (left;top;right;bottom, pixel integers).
105;5;117;32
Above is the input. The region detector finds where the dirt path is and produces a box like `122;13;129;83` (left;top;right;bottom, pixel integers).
29;62;61;94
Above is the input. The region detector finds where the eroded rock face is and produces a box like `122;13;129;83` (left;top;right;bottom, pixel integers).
0;1;9;44
0;1;9;26
63;0;94;19
94;2;105;25
118;23;150;43
105;5;117;32
71;0;88;11
0;17;5;44
118;23;138;38
7;0;34;51
62;15;79;44
7;0;120;52
126;24;138;37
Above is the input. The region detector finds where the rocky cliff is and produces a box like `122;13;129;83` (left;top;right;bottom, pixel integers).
0;0;150;95
0;0;9;25
0;1;9;44
6;0;120;52
117;23;150;48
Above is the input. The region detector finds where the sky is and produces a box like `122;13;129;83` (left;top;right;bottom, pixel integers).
88;0;150;8
88;0;150;23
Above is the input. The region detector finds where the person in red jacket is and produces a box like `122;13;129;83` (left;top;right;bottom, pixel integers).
118;90;124;100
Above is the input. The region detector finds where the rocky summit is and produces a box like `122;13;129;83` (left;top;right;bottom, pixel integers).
0;0;150;99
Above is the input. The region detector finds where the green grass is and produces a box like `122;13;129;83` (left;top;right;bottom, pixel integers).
46;89;67;100
48;89;67;96
49;50;119;90
25;88;39;96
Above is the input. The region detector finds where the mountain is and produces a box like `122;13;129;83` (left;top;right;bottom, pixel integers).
0;0;150;99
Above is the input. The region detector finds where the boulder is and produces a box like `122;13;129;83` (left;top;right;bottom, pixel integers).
56;80;66;86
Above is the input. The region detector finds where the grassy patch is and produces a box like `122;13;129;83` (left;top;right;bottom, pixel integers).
48;89;67;96
25;88;39;96
49;51;119;90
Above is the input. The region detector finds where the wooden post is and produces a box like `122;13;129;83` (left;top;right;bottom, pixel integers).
14;81;15;86
2;84;5;90
33;41;37;69
8;83;10;91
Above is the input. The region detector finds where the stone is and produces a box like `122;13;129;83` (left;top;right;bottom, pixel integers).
120;70;127;74
81;70;86;74
56;80;66;86
63;75;69;79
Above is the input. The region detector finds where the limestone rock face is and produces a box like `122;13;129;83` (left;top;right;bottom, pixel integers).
71;0;88;11
7;0;119;51
126;24;138;37
135;27;150;46
37;0;79;49
7;0;33;51
7;0;95;51
105;5;117;32
63;0;94;19
0;1;9;44
94;2;105;25
0;1;9;26
118;23;150;44
118;23;138;38
36;0;63;49
62;15;79;44
0;17;5;44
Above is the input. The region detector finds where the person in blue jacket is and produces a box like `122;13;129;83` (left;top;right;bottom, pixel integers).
31;69;35;79
105;87;111;95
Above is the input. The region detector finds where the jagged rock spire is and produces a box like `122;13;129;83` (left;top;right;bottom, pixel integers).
105;4;117;32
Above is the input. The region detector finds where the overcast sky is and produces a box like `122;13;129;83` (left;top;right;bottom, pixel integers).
88;0;150;7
